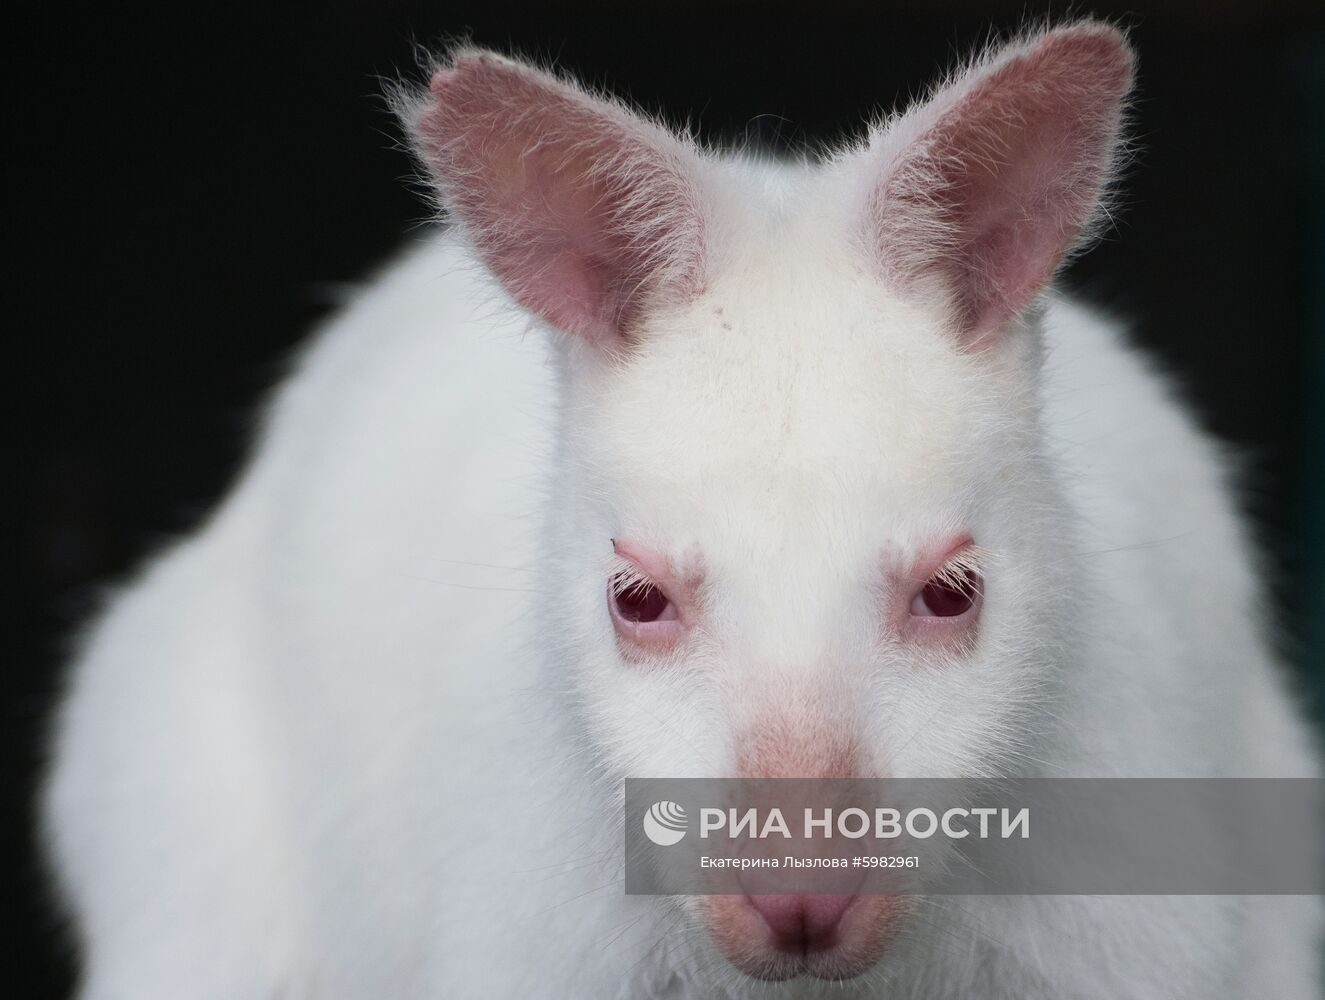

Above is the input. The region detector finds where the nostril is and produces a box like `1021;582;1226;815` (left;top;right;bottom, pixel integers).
746;894;856;954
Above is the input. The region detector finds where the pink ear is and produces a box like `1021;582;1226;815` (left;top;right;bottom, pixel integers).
407;52;706;349
870;25;1135;346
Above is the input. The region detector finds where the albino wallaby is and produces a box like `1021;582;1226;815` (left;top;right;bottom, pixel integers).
43;21;1323;998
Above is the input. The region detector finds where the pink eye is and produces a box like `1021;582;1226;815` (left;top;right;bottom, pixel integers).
613;579;674;623
911;567;982;618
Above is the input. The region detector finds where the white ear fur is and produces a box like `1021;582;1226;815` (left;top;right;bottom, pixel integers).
863;23;1135;348
399;50;708;350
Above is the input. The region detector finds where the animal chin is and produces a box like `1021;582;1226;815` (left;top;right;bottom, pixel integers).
700;893;906;981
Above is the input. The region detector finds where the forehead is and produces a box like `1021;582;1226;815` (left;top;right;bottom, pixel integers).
583;257;1004;563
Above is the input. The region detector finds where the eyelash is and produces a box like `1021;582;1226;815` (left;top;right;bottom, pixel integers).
911;548;985;611
608;560;657;603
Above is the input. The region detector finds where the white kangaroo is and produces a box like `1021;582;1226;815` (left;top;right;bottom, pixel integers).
43;22;1323;999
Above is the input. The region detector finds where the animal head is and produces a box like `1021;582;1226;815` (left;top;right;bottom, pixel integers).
402;22;1133;981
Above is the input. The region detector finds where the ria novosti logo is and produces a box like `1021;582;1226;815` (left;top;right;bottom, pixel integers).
626;778;1325;896
642;800;688;846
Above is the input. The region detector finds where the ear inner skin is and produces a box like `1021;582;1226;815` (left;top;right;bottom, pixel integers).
870;25;1135;347
410;53;706;350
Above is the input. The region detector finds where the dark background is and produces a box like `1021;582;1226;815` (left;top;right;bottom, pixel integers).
14;2;1325;995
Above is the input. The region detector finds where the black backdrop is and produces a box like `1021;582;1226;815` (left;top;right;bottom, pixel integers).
14;3;1325;995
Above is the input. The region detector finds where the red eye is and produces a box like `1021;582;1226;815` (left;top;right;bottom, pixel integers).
606;540;691;659
911;567;981;618
614;580;672;623
606;542;688;657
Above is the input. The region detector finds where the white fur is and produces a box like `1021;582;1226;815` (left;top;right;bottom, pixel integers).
43;36;1321;1000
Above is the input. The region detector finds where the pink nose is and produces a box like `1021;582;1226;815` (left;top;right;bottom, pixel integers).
746;894;856;953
